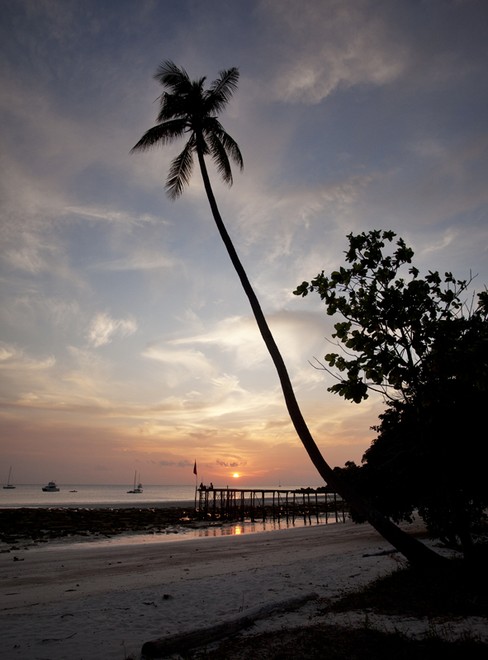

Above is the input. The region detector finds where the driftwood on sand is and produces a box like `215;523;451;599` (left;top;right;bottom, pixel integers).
141;592;318;658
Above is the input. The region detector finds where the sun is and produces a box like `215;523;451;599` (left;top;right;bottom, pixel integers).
232;472;240;479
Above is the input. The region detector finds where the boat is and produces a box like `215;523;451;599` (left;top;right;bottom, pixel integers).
127;471;143;493
3;466;16;489
42;481;60;492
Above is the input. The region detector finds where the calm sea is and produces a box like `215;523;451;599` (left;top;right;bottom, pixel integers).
0;483;313;509
1;483;198;508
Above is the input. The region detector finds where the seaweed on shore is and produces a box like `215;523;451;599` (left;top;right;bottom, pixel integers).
0;506;198;544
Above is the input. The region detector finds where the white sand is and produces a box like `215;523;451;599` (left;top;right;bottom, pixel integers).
0;520;484;659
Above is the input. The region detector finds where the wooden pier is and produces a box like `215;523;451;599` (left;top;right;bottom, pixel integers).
196;487;347;524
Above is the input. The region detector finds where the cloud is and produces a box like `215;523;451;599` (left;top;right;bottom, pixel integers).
65;205;164;229
157;459;194;468
170;315;268;372
87;312;137;348
4;238;54;274
142;345;214;374
260;0;409;103
0;342;55;370
92;251;177;272
216;458;246;468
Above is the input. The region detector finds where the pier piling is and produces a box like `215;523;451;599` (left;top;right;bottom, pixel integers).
196;488;347;523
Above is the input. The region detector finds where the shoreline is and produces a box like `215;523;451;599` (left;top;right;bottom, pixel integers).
3;519;475;660
0;521;414;659
0;504;335;550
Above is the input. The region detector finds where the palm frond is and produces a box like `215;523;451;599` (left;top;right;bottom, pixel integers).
157;92;189;123
207;68;240;114
154;60;191;93
134;62;242;197
206;118;243;170
219;131;243;171
131;119;186;153
208;133;233;186
166;138;195;199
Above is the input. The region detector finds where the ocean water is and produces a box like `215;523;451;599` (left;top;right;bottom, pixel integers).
0;483;198;508
0;483;318;509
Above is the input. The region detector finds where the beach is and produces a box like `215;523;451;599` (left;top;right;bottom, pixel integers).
2;517;472;660
0;521;488;660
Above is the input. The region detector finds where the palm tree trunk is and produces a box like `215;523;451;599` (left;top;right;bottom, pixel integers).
196;147;444;567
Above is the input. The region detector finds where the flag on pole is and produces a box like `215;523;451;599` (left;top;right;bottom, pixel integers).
193;460;198;510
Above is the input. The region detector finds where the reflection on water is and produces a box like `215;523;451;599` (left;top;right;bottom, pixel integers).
43;515;337;551
195;517;314;538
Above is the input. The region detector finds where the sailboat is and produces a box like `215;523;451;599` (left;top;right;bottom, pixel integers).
3;466;16;489
127;471;143;493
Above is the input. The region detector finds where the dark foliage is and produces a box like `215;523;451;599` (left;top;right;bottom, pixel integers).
295;231;488;553
330;558;488;617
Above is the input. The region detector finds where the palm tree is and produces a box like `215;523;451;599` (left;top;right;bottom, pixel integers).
132;61;443;567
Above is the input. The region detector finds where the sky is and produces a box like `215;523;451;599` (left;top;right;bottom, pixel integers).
1;0;487;487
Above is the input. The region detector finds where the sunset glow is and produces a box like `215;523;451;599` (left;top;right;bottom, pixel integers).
1;2;487;487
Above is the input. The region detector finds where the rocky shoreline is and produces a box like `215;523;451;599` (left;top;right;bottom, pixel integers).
0;506;201;545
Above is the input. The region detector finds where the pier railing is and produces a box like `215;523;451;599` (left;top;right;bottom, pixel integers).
196;487;347;523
